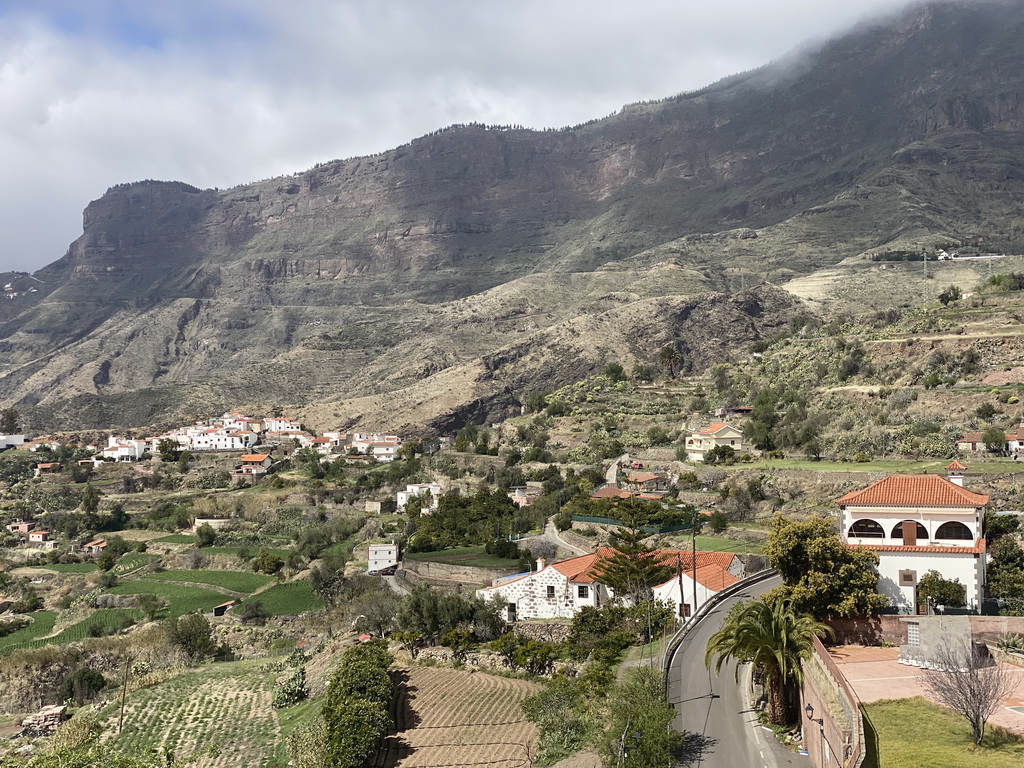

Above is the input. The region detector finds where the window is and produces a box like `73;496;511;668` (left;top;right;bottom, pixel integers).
907;621;920;646
899;570;917;586
848;519;885;538
680;602;692;618
935;521;973;540
546;585;555;599
890;521;928;539
577;585;589;599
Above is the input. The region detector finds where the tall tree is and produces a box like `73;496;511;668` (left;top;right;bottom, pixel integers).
658;345;682;378
705;598;832;724
764;515;888;619
595;501;674;605
0;408;18;434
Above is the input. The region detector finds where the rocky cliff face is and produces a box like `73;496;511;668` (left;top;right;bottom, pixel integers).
3;1;1024;431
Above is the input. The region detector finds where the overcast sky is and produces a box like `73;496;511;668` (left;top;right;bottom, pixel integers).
0;0;920;273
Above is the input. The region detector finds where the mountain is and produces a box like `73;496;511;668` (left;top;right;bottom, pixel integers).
3;0;1024;433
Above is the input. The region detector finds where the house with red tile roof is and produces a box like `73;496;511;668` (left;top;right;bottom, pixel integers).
683;422;749;463
476;548;743;621
838;461;988;614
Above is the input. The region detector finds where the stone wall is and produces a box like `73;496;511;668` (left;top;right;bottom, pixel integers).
402;558;521;586
512;621;571;643
969;615;1024;644
827;615;907;646
800;636;864;768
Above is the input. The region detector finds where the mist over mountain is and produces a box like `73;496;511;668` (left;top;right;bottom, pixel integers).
2;0;1023;434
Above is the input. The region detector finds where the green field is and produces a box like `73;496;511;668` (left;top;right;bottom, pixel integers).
152;534;199;544
145;569;275;593
0;611;57;655
204;546;290;559
253;581;324;616
0;609;140;656
862;697;1024;768
30;562;97;573
107;660;289;768
404;545;522;569
108;581;227;617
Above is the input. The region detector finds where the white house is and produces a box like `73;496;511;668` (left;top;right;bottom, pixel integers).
476;548;742;622
368;543;399;573
838;460;988;613
100;436;148;462
397;482;442;513
0;434;26;450
684;422;750;462
236;453;273;477
264;417;303;433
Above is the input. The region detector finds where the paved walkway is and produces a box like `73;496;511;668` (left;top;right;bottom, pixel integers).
829;645;1024;734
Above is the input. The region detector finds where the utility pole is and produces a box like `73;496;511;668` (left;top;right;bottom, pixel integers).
118;654;133;733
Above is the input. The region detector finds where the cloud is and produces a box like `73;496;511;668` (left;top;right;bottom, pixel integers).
0;0;918;272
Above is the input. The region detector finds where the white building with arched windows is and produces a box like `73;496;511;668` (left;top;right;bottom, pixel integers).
838;460;987;614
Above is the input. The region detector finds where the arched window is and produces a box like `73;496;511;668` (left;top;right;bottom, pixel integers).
848;519;885;538
935;521;973;540
890;521;928;539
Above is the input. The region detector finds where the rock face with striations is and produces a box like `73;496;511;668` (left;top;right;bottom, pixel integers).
3;0;1024;431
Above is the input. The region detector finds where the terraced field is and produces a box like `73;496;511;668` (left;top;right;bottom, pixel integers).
0;611;57;655
109;661;282;768
0;609;139;656
107;581;227;617
254;581;323;616
144;570;275;593
375;666;539;768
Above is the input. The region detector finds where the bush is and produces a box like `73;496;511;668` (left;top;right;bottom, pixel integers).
273;666;308;708
59;668;106;705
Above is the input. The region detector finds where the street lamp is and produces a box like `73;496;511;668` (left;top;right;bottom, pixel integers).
805;703;823;727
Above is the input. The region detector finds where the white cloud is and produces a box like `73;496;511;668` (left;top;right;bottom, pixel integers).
0;0;917;272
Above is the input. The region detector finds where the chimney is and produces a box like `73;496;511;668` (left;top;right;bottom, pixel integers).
946;459;967;487
536;557;546;572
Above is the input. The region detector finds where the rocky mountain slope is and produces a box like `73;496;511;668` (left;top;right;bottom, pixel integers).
3;1;1024;432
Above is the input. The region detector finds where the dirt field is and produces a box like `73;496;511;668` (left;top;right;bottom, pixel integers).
375;666;540;768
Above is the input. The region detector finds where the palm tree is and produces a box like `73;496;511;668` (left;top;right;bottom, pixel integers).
704;598;832;724
659;345;682;378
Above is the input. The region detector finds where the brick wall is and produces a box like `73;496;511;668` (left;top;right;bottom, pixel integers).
827;615;907;646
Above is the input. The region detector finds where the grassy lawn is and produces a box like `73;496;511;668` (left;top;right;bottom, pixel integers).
30;562;97;573
108;581;228;617
253;580;324;616
862;697;1024;768
0;611;57;655
404;546;522;569
694;535;764;554
752;458;1024;475
145;569;275;593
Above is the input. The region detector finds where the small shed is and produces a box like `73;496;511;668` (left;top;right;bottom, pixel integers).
213;600;237;617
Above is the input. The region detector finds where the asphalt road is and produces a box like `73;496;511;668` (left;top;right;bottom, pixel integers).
666;574;809;768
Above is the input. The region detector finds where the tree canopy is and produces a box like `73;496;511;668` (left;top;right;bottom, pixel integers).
764;515;888;618
705;598;832;724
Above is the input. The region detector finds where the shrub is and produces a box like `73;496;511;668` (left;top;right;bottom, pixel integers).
59;668;106;705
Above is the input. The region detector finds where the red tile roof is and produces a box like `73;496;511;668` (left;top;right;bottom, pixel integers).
945;459;969;471
836;475;989;508
549;548;737;584
958;432;983;443
847;539;986;555
697;422;729;434
241;454;270;462
625;472;659;483
590;486;633;499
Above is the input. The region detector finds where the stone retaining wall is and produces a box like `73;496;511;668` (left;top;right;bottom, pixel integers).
402;558;521;586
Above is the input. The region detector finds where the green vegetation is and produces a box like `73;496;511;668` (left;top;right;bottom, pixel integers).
145;569;275;593
403;545;523;569
152;534;199;544
255;581;324;616
862;698;1024;768
705;598;832;724
30;562;98;573
0;611;57;654
107;581;227;617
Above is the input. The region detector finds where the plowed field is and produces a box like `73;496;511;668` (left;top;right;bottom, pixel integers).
375;666;540;768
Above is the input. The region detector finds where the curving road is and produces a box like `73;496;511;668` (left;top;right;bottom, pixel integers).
666;574;808;768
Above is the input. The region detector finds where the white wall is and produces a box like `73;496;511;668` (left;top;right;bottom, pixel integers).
876;550;984;613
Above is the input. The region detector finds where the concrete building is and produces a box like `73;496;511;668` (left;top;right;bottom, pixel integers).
838;461;988;614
